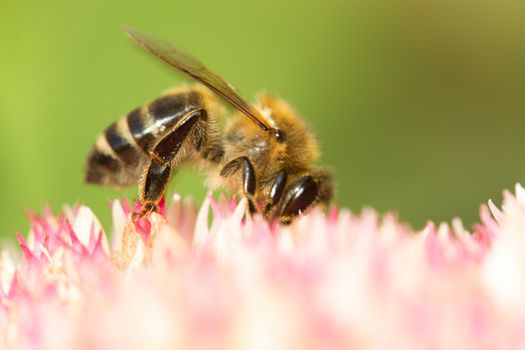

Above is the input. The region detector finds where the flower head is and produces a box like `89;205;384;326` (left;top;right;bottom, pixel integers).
1;187;525;349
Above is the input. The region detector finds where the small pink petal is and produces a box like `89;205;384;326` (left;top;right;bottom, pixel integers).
16;232;39;267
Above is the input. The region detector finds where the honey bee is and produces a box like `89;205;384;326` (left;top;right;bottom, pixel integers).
85;26;334;224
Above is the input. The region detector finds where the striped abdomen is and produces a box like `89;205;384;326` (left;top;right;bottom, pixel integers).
85;89;204;188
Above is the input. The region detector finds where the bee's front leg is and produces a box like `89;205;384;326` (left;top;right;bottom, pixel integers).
220;156;257;215
134;109;206;220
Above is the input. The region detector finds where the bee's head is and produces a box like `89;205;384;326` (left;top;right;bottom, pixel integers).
255;94;320;168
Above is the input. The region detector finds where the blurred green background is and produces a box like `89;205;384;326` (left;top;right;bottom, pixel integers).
1;0;524;238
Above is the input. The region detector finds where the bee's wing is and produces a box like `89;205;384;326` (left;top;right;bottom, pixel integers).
123;25;272;132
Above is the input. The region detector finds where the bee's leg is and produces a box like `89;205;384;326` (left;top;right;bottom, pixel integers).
275;176;320;224
220;156;257;214
134;160;172;219
134;109;206;219
263;170;288;220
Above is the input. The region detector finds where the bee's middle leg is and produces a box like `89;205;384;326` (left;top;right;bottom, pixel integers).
262;170;288;220
220;156;257;214
135;109;206;219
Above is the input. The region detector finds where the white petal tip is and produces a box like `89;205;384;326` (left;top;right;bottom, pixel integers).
488;199;504;224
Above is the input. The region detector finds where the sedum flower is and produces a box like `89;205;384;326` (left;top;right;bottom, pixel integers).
0;186;525;349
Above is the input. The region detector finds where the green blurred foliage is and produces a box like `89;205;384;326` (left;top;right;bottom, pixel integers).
1;0;524;237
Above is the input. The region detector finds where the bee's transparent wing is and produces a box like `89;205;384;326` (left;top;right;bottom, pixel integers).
123;25;272;132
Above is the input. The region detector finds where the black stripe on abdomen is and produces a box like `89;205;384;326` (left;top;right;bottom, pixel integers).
105;121;140;166
149;91;203;127
85;150;120;184
127;107;157;152
149;93;187;121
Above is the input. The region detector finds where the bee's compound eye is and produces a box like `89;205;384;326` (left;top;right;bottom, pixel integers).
271;129;286;143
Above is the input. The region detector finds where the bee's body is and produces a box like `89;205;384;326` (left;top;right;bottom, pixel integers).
86;27;334;223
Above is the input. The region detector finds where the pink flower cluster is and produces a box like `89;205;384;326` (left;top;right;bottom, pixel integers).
1;186;525;349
